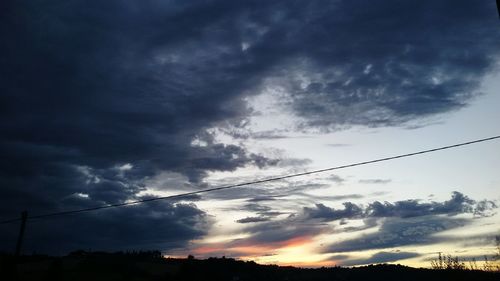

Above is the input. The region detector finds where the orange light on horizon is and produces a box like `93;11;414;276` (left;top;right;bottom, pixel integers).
184;233;325;266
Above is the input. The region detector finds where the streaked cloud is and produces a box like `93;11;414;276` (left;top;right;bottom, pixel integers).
359;179;392;185
337;251;421;266
324;216;468;253
236;216;271;224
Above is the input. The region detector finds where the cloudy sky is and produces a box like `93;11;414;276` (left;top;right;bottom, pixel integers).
1;0;499;267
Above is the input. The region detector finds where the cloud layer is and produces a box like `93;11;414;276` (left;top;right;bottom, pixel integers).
192;192;497;263
303;192;496;221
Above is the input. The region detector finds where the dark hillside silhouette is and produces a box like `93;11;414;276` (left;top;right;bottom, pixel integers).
1;251;499;281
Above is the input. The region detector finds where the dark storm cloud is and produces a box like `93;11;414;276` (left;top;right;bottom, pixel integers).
1;0;499;253
218;128;291;140
278;0;500;129
337;251;421;266
0;0;280;252
180;143;280;182
0;201;209;254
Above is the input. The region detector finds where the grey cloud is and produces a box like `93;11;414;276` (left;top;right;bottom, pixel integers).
326;143;351;148
473;200;498;217
247;196;279;202
204;214;330;251
329;254;350;261
338;251;421;266
177;194;204;202
247;192;365;202
202;177;329;201
366;191;482;218
251;131;289;140
233;203;287;222
359;179;392;184
274;158;313;168
439;231;500;248
225;129;290;140
325;216;468;253
243;203;272;213
305;193;498;253
180;143;280;182
241;216;329;245
343;217;379;232
294;193;364;203
302;192;497;222
227;192;496;256
236;216;271;223
328;175;346;184
304;202;363;221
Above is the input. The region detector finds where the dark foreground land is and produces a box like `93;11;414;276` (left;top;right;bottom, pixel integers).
1;251;499;281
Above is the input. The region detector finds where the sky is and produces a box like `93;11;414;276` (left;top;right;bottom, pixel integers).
1;0;499;268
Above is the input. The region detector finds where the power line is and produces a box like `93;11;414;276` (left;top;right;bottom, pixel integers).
1;135;499;224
